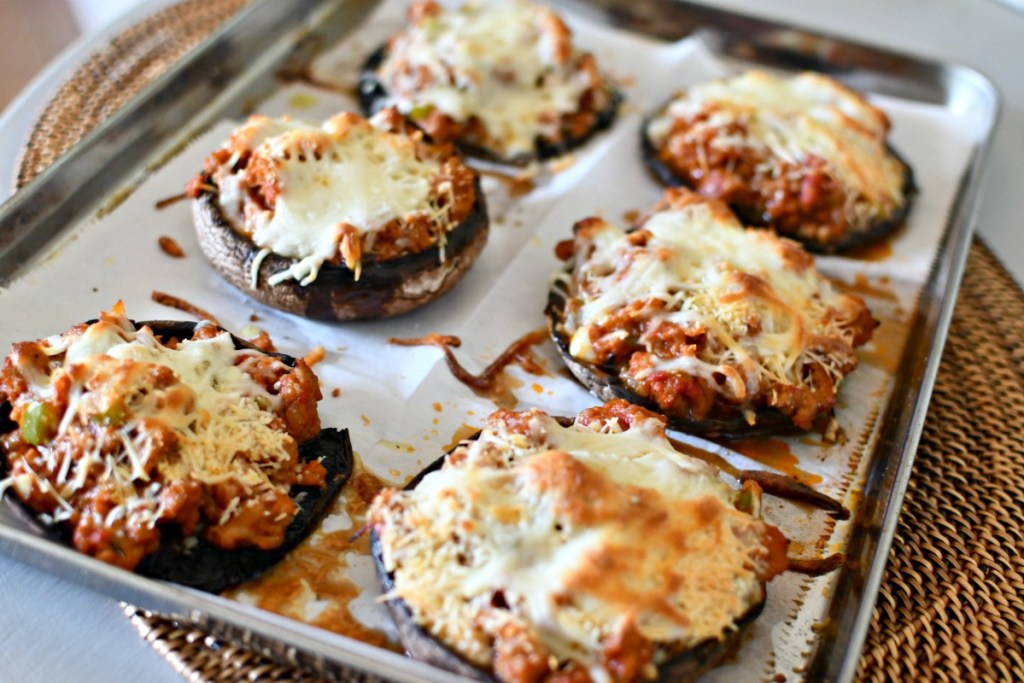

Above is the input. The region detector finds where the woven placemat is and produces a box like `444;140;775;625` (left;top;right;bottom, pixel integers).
13;2;1024;681
13;0;247;192
857;245;1024;681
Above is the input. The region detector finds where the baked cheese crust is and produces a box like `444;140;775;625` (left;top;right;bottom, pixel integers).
371;400;788;682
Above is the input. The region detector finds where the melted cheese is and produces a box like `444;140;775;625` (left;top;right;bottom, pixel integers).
213;117;313;229
376;1;592;156
211;114;448;285
5;312;295;528
646;70;906;224
566;200;862;401
372;409;771;678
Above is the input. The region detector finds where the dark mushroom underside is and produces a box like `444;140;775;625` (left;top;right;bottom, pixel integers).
0;320;354;593
192;175;489;321
359;45;623;166
639;112;918;254
371;447;764;681
545;278;798;438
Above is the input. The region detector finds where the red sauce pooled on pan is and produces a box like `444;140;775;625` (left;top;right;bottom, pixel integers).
225;459;399;650
721;437;823;487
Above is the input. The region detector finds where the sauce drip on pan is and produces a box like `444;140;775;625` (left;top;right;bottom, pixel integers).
671;438;846;517
303;345;326;367
151;290;221;325
444;423;481;452
284;65;358;98
668;436;737;476
724;437;823;487
154;192;189;209
835;273;899;303
389;328;549;408
477;168;536;197
787;552;846;576
158;236;185;258
225;458;399;650
857;315;910;374
846;239;893;261
845;221;903;261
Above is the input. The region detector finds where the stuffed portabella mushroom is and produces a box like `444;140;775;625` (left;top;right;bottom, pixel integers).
642;70;916;253
188;109;488;320
0;307;352;591
369;400;791;682
359;0;621;164
546;188;877;436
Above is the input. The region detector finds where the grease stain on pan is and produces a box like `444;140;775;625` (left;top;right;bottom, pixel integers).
841;209;909;262
476;167;536;197
858;314;911;374
444;423;480;452
844;236;894;262
725;437;823;487
836;273;899;303
379;440;415;454
226;460;398;650
668;436;737;477
288;92;319;110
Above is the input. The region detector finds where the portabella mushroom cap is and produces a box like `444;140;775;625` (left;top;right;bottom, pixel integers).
639;107;918;255
369;425;766;681
545;276;799;438
192;175;489;321
359;45;623;166
0;320;354;593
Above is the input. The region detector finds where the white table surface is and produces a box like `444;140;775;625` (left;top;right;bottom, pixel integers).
0;1;1021;682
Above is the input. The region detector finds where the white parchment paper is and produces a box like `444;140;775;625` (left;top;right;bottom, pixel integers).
0;0;986;680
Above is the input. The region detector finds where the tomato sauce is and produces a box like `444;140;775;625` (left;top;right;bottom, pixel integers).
226;459;399;650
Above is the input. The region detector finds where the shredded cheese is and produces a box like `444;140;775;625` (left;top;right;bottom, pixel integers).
2;312;296;533
562;193;871;422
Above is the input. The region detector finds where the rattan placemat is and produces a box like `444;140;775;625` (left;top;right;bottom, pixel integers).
13;0;247;192
13;2;1024;681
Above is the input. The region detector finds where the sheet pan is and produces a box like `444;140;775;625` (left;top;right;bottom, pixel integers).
0;1;999;681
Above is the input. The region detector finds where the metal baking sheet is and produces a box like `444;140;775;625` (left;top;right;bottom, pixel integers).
0;1;999;682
